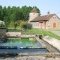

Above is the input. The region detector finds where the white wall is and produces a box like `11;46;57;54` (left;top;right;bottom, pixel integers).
28;13;39;23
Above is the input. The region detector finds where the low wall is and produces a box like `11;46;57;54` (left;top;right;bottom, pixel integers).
6;32;36;38
21;35;35;38
6;32;21;37
1;53;60;60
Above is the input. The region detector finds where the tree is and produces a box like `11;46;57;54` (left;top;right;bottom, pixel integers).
14;21;18;30
8;21;15;28
21;6;40;21
21;6;32;21
0;5;3;20
0;6;40;28
16;11;24;20
10;12;16;22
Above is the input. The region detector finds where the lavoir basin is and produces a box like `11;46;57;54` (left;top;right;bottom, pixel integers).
0;38;42;48
0;38;49;54
0;48;49;54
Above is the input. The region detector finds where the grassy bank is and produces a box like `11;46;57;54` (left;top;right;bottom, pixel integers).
22;29;60;40
8;27;60;40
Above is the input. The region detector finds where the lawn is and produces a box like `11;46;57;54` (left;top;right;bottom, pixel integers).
8;27;60;40
22;29;60;40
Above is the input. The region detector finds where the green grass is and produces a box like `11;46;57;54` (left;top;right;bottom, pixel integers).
7;27;60;40
8;26;21;30
22;29;60;40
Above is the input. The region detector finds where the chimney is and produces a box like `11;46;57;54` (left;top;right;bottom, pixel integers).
47;12;50;15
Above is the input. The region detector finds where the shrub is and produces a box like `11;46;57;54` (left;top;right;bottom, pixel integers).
21;22;32;31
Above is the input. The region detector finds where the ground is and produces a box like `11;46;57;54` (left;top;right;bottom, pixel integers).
51;31;60;37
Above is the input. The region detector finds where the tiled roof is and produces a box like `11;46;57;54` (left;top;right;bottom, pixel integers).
31;8;38;13
30;14;56;22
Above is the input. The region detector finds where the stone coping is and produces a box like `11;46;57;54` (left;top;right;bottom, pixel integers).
6;32;36;38
43;36;60;51
18;52;60;57
6;32;21;37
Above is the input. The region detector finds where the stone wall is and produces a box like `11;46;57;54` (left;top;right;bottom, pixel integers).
0;54;60;60
6;32;21;37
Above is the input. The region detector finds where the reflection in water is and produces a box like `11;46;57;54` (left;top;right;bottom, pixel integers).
0;38;42;48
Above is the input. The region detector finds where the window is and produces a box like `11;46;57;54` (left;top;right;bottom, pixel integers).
33;22;37;27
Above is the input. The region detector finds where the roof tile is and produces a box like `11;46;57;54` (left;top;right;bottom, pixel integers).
30;14;55;22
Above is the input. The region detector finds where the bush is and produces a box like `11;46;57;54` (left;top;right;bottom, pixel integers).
21;22;32;31
26;23;32;29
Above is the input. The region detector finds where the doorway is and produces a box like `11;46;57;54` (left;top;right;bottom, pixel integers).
53;23;56;28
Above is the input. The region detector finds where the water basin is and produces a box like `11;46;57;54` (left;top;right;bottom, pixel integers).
0;48;49;54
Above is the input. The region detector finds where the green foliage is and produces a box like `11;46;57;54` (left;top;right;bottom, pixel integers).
0;24;5;28
20;21;26;27
26;23;32;30
14;21;18;30
8;21;15;28
21;22;32;31
0;5;40;27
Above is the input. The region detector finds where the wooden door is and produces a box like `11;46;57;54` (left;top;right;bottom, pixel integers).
53;23;56;28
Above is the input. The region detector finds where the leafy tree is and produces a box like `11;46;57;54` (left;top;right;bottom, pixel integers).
20;21;26;28
21;6;32;21
4;16;9;27
15;10;24;21
0;6;40;28
0;5;3;20
21;6;40;21
10;12;16;22
3;6;7;20
9;21;15;28
14;21;18;30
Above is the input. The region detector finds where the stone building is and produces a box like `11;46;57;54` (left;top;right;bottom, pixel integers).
28;8;60;29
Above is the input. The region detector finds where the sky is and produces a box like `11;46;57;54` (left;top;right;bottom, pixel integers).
0;0;60;17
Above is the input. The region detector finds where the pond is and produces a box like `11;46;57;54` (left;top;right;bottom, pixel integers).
0;38;42;48
0;38;49;54
0;48;49;54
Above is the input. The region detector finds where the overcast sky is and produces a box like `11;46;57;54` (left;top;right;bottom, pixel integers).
0;0;60;17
